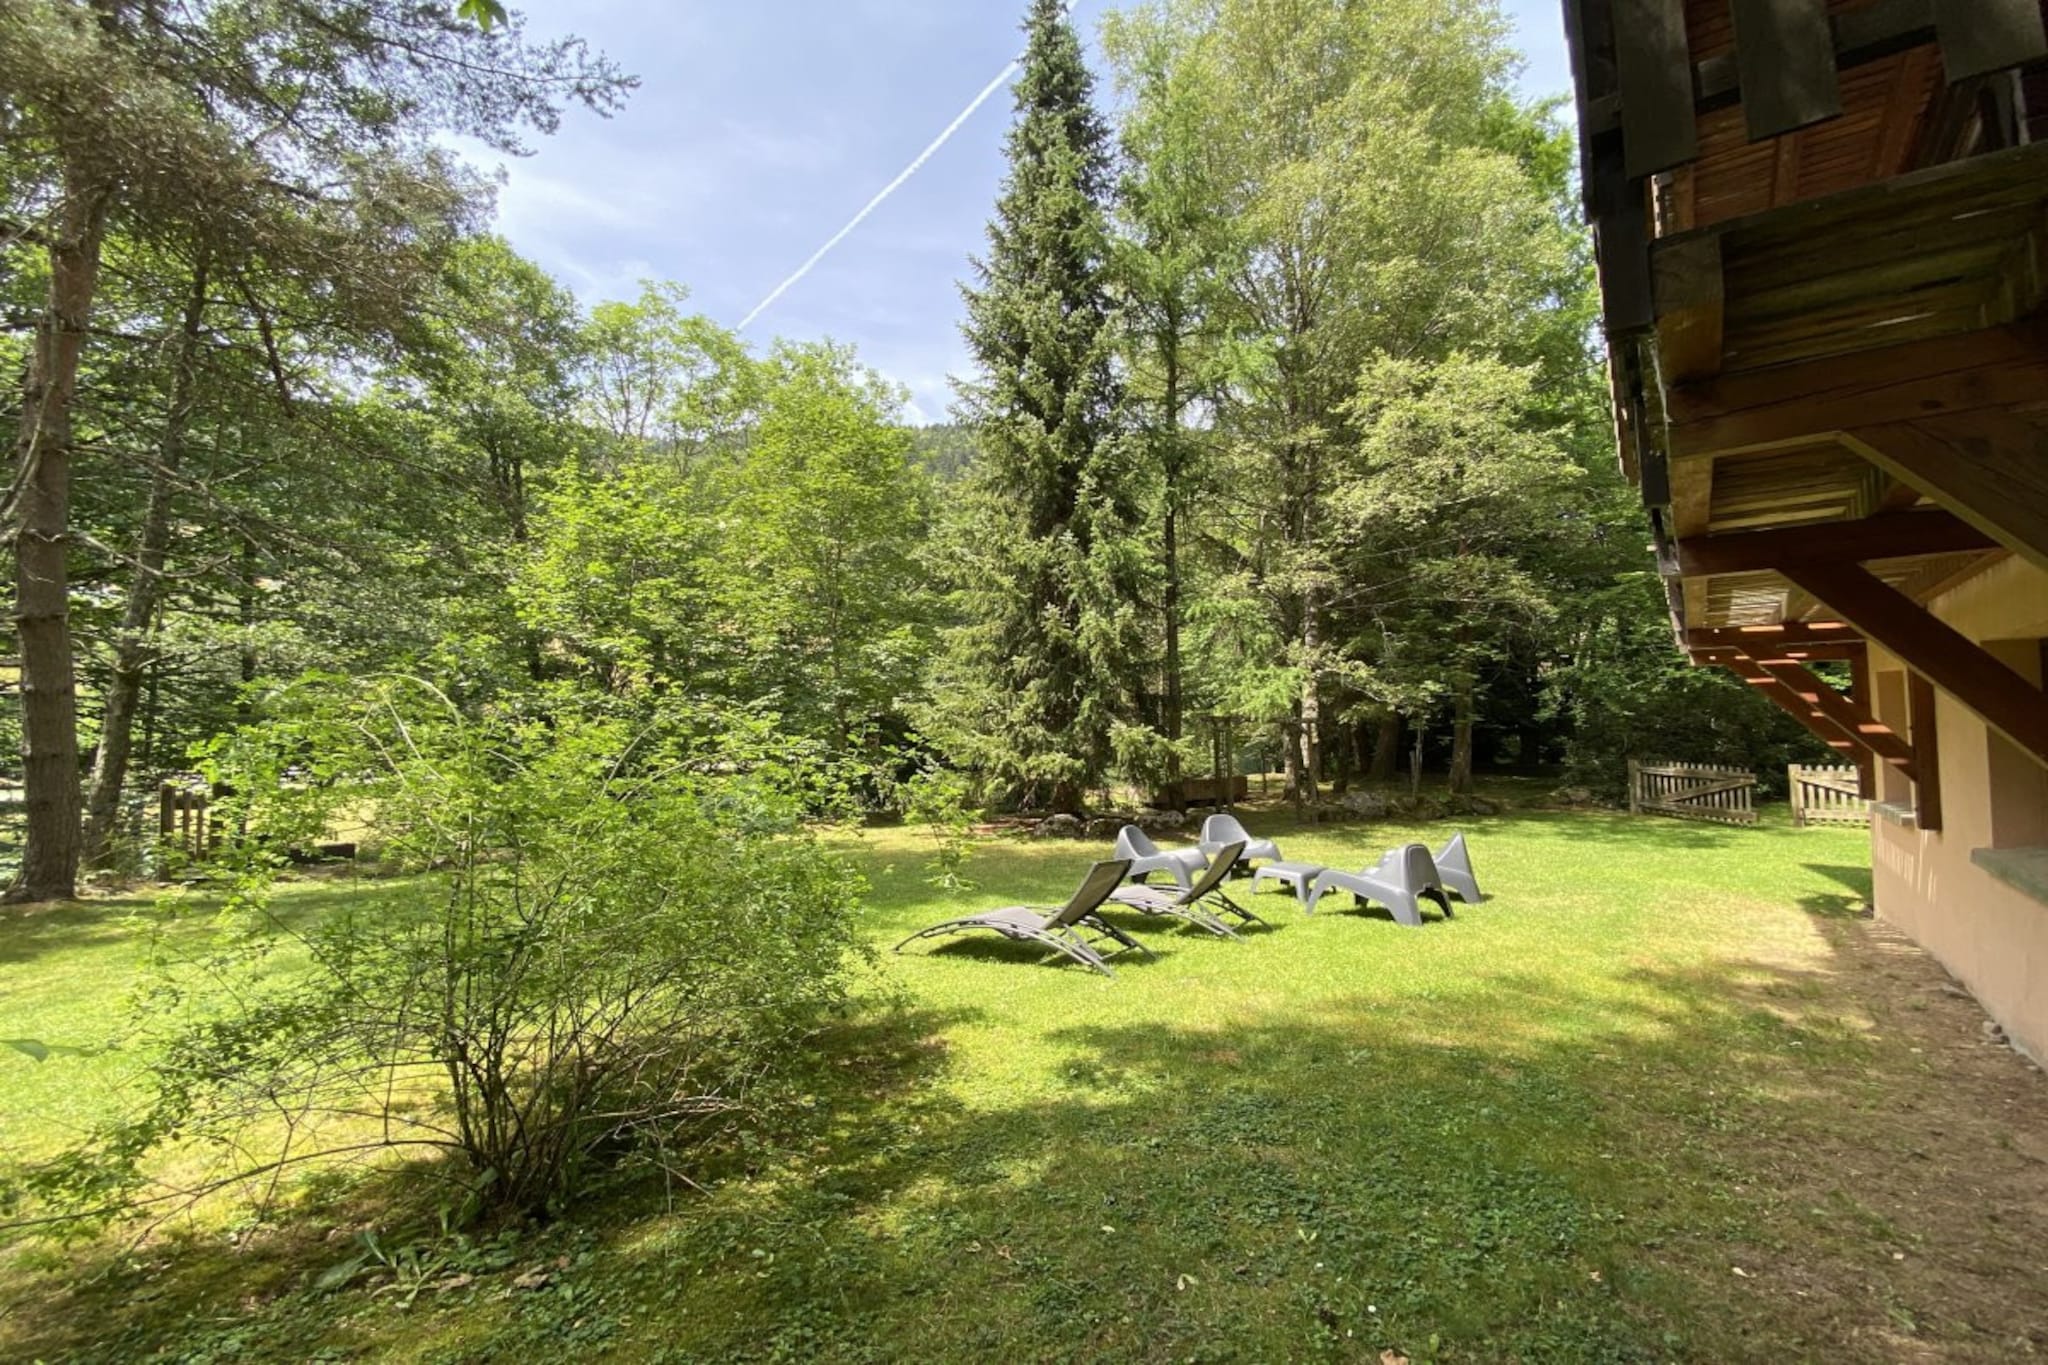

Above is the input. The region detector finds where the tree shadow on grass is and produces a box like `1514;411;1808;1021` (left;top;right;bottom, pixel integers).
1798;863;1875;919
0;900;132;968
509;951;2043;1365
0;1002;982;1363
0;879;423;969
18;921;2048;1365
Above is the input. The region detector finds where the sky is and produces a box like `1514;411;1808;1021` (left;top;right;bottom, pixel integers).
476;1;1575;425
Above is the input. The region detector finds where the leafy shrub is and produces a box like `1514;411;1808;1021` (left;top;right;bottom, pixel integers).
30;677;868;1222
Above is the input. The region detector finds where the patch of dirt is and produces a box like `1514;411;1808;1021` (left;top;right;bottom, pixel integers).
1680;915;2048;1360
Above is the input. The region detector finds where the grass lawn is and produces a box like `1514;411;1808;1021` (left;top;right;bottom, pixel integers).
4;806;2048;1362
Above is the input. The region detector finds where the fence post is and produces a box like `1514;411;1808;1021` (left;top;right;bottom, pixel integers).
1788;765;1802;826
1627;758;1640;815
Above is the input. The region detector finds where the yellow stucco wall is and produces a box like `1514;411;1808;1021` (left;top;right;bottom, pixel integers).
1866;555;2048;1062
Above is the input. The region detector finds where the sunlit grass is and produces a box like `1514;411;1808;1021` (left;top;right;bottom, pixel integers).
9;805;2043;1363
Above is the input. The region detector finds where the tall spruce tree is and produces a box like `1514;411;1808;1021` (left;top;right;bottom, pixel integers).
935;0;1143;814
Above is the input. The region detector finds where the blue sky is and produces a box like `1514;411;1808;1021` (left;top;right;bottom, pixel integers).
479;1;1574;424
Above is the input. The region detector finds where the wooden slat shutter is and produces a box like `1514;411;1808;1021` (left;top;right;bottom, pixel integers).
1730;0;1843;138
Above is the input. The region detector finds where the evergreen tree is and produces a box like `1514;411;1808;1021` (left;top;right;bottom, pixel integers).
932;0;1143;814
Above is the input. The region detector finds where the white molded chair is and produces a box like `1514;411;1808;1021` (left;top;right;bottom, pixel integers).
1197;812;1282;867
1113;824;1207;890
1307;844;1453;926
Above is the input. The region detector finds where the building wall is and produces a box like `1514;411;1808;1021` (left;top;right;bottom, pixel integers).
1867;555;2048;1062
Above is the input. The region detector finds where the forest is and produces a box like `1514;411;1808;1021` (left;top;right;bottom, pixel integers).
0;0;1820;907
0;0;1860;1321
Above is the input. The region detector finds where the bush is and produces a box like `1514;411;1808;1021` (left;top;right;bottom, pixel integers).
31;678;868;1222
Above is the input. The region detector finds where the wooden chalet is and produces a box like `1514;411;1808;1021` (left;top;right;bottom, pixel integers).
1561;0;2048;1055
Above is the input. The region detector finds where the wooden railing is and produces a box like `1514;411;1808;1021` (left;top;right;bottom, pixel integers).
1627;759;1759;826
1788;764;1871;827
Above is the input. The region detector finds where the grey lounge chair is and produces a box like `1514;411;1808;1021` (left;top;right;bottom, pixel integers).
1113;824;1207;890
893;859;1152;977
1197;813;1282;868
1433;831;1483;902
1306;843;1454;926
1108;841;1270;938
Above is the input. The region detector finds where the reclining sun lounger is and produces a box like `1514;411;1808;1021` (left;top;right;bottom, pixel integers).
1196;813;1282;868
893;859;1151;977
1107;841;1270;938
1306;843;1454;926
1433;831;1483;902
1113;824;1208;890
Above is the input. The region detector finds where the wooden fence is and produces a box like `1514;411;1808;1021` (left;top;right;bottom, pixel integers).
158;778;217;865
1788;764;1871;827
1627;759;1759;826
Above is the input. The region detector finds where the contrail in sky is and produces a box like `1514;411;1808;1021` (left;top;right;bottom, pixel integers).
737;8;1073;332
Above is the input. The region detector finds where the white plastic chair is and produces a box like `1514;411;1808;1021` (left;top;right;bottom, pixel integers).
1113;824;1207;890
1433;831;1483;902
1197;812;1282;867
1306;844;1453;926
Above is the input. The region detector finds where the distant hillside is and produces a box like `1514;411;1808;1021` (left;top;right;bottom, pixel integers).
905;423;977;482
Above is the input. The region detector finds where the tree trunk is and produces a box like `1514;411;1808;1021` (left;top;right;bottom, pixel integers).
84;252;210;868
484;434;548;682
1450;673;1476;795
6;174;109;903
1368;713;1401;781
237;537;259;698
140;642;161;776
1159;337;1185;811
1297;592;1322;807
1282;716;1306;822
1449;617;1475;794
1408;721;1427;798
1162;498;1184;810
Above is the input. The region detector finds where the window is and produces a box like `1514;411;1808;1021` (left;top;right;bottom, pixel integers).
1983;639;2048;851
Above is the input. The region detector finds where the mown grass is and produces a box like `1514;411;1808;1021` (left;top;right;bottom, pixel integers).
4;805;2047;1363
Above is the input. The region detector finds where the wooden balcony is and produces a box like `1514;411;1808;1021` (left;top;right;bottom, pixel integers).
1562;0;2048;820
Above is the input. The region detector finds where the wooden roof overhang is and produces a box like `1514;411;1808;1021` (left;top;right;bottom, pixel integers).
1562;0;2048;821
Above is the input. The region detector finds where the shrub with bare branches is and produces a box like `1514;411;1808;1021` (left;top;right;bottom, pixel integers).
23;677;867;1224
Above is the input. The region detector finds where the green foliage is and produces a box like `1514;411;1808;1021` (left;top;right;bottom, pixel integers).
514;339;935;765
1543;576;1835;796
515;462;723;694
1333;352;1587;766
456;0;509;30
713;343;937;752
903;422;979;481
1093;0;1608;799
26;676;868;1221
894;766;979;894
580;282;759;457
930;0;1149;813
